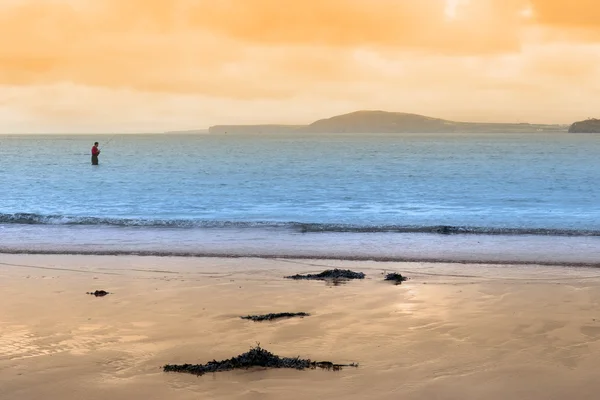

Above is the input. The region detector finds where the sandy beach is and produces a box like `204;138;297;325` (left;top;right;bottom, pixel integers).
2;254;600;399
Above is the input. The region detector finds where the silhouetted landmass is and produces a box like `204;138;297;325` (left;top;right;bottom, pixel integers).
569;119;600;133
241;312;310;321
384;273;408;285
164;129;209;134
285;268;366;280
208;110;568;134
208;125;303;134
163;345;358;376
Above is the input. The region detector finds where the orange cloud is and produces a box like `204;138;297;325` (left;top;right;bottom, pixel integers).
2;0;600;133
530;0;600;27
0;0;520;96
526;0;600;44
185;0;522;53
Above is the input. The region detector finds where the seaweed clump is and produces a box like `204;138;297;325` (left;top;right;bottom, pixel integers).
285;269;365;281
87;290;109;297
163;345;357;376
384;273;408;285
241;312;310;322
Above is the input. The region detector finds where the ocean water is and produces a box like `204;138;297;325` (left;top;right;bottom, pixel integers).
1;132;599;264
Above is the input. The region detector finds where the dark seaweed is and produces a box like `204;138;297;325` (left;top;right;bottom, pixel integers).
384;273;408;285
163;345;358;376
285;269;365;281
241;312;310;321
87;290;109;297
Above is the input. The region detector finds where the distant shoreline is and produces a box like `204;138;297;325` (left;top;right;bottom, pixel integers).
1;249;599;268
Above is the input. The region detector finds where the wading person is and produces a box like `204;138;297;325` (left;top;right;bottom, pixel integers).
91;142;100;165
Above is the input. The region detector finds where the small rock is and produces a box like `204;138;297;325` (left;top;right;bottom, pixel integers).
384;273;408;285
87;290;109;297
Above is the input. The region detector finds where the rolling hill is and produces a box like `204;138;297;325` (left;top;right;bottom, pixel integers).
207;110;567;134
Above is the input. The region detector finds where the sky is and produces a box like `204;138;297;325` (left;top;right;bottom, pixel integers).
1;0;599;133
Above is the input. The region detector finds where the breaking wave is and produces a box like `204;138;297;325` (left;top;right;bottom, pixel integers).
1;212;599;237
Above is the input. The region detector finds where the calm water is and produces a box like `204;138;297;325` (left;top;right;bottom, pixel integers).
1;132;599;263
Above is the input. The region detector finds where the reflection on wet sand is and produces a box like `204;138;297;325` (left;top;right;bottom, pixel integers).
2;254;600;400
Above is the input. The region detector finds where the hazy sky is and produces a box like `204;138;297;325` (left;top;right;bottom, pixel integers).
1;0;599;133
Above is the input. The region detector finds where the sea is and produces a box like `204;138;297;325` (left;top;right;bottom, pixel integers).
1;132;599;265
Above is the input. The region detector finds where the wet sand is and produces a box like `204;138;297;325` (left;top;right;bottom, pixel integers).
2;254;600;399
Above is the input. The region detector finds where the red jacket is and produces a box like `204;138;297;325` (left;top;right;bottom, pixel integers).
92;146;100;156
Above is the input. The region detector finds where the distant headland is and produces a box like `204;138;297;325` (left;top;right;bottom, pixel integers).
568;119;600;133
203;110;569;134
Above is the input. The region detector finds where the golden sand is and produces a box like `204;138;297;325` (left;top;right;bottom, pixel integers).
1;254;600;399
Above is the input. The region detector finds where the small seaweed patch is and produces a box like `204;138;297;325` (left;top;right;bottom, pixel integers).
241;312;310;322
87;290;109;297
163;345;357;376
384;273;408;285
285;269;365;281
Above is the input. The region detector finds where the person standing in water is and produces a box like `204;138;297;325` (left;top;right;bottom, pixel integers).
91;142;100;165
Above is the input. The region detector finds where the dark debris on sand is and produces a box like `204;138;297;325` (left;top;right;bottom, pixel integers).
285;269;365;281
163;345;358;376
241;312;310;322
384;273;408;285
87;290;109;297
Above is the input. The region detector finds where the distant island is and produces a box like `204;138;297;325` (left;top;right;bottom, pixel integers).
568;119;600;133
206;110;568;134
206;125;303;134
164;129;209;134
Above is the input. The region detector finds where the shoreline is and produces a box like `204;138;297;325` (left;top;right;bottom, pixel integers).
2;224;600;267
2;249;600;268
